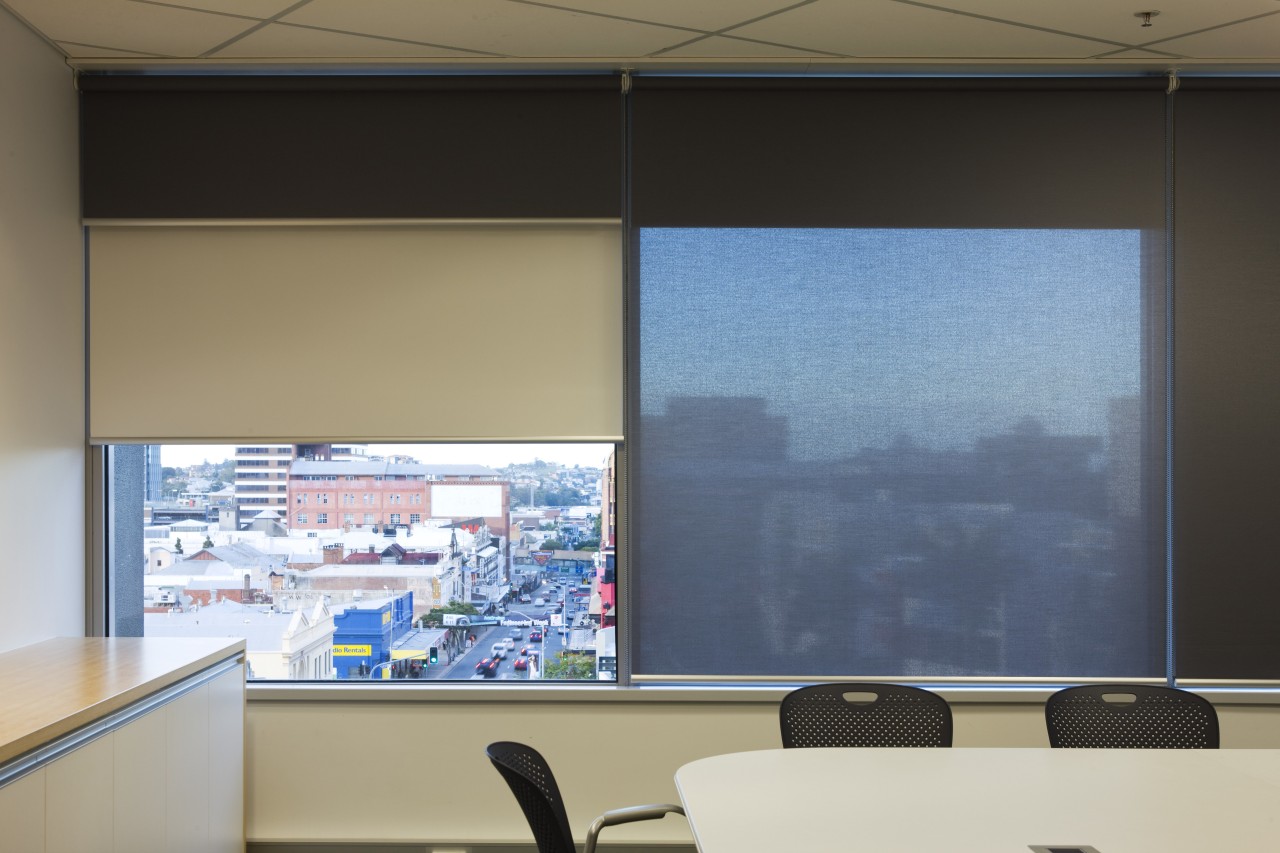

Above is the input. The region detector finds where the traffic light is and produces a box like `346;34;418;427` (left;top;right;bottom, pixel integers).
429;645;439;664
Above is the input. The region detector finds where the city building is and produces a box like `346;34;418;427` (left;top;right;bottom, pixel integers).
286;459;509;534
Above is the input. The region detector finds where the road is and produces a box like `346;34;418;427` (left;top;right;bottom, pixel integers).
428;575;589;680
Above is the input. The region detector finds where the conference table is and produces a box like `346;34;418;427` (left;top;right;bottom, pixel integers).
674;747;1280;853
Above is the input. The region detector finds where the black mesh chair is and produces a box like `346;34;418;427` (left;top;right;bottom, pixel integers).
486;741;685;853
1045;684;1220;749
779;682;953;748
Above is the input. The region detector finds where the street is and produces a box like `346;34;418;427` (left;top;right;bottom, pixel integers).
427;575;587;680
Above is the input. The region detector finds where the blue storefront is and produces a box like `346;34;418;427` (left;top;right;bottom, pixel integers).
332;591;415;679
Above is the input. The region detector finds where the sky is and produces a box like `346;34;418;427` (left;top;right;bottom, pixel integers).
160;443;614;470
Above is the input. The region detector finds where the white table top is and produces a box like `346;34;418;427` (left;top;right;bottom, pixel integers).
675;747;1280;853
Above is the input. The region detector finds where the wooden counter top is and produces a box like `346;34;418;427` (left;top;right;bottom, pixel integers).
0;636;245;766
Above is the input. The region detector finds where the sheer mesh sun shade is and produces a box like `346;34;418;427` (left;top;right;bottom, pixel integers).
81;76;622;445
627;79;1169;681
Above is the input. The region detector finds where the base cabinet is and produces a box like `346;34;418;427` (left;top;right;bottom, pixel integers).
0;662;244;853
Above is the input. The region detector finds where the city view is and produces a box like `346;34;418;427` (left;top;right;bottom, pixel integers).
135;443;616;681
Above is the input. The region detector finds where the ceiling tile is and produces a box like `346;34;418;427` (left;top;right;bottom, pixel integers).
655;33;833;58
282;0;695;57
5;0;263;56
133;0;301;18
728;0;1129;58
1146;13;1280;58
213;21;493;58
520;0;804;34
936;0;1280;48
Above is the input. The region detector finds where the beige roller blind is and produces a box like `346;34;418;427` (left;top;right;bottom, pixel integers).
89;222;621;443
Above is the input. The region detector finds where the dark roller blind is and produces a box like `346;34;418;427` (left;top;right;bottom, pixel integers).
80;75;621;219
627;78;1170;680
631;78;1166;230
1172;84;1280;680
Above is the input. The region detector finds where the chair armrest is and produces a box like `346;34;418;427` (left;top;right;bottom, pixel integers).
583;803;686;853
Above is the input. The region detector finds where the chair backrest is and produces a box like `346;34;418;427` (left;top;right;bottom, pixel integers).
486;741;577;853
780;682;953;748
1045;684;1220;748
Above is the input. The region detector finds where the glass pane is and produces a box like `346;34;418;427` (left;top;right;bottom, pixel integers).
109;443;616;682
632;228;1166;679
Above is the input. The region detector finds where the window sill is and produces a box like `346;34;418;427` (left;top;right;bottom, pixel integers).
246;681;1280;705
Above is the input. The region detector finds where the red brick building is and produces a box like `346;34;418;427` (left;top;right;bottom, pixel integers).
286;459;510;533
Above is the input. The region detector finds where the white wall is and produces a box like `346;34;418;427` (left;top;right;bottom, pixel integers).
0;7;85;653
244;694;1280;846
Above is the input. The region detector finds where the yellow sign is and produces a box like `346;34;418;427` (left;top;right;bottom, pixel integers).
392;648;425;660
333;644;372;657
382;611;391;624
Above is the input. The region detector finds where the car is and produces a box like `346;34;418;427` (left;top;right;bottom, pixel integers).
490;643;507;659
519;646;531;656
502;638;516;650
474;657;499;677
509;628;523;639
513;656;528;671
518;595;531;604
533;597;546;607
529;630;542;641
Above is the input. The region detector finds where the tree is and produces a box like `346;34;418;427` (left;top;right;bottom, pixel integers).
541;652;596;680
174;538;183;554
202;536;214;549
540;538;564;551
421;600;479;627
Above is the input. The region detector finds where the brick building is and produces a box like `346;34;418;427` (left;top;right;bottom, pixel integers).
286;459;510;533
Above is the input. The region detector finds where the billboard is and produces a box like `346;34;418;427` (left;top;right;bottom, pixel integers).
431;484;503;517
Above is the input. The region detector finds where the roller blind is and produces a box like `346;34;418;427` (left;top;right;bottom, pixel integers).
1171;82;1280;680
80;75;621;220
627;78;1169;680
89;223;621;443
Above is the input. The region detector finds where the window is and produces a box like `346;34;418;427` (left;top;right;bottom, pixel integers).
344;513;354;525
92;76;1280;688
109;443;611;681
631;227;1162;679
628;79;1167;682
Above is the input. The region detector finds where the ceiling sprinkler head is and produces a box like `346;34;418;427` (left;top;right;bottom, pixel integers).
1135;10;1160;27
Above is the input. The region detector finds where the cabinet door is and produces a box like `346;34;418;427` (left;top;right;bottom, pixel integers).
115;702;168;853
0;768;46;853
46;735;113;853
167;686;211;853
208;666;245;853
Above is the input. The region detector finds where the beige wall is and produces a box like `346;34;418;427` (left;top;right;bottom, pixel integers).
0;6;85;653
244;694;1280;846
